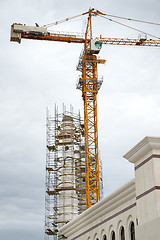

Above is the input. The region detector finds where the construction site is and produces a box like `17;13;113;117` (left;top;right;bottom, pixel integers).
45;105;103;239
10;7;160;240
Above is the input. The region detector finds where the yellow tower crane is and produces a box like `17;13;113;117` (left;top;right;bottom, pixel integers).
10;8;160;209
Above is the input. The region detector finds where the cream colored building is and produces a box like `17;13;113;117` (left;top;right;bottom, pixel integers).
59;136;160;240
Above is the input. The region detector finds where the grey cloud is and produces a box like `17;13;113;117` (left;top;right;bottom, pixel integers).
1;0;160;240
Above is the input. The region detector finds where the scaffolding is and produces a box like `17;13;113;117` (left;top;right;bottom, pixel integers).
45;104;103;240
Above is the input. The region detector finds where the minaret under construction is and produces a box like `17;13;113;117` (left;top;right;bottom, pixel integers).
57;115;79;229
45;105;103;240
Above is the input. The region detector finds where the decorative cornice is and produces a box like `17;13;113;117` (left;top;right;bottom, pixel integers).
59;180;135;237
71;203;136;240
123;136;160;164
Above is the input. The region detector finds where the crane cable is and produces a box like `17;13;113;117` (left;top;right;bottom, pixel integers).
42;11;89;28
42;9;160;39
99;15;160;40
97;11;160;26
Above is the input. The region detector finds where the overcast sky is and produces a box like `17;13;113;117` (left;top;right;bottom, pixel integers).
0;0;160;239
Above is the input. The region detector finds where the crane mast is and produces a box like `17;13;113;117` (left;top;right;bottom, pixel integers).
78;52;101;208
76;9;105;208
10;9;160;210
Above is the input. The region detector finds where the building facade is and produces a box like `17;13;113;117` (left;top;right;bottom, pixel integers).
59;136;160;240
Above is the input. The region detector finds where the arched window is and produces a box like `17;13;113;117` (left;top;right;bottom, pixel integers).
120;226;125;240
130;221;135;240
111;231;115;240
103;234;107;240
